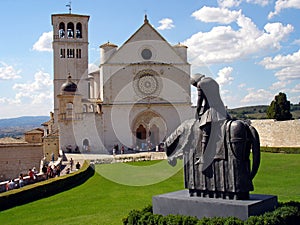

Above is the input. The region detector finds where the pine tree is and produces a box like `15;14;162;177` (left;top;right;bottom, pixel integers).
267;92;292;121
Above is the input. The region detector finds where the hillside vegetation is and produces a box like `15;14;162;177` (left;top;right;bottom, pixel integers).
228;104;300;120
0;116;49;138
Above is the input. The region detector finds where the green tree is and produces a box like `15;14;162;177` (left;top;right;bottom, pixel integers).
267;92;293;121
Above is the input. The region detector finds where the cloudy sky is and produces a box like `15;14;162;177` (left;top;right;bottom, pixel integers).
0;0;299;118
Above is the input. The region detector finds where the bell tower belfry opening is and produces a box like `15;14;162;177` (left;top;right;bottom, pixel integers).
51;12;90;124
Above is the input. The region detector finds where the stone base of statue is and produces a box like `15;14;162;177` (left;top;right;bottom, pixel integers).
152;190;278;221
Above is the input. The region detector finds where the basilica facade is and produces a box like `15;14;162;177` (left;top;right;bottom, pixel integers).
51;13;193;153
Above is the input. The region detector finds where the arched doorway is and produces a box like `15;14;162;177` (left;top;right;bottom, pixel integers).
83;139;89;151
136;125;146;149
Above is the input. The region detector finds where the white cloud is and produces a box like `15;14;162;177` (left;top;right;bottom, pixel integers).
259;49;300;80
218;0;241;8
247;0;270;6
218;0;270;8
32;31;53;52
238;83;246;88
185;6;293;65
13;70;53;104
216;66;234;85
241;88;274;105
0;62;21;80
269;0;300;19
290;83;300;93
0;70;53;118
269;80;289;90
192;7;241;24
157;18;175;30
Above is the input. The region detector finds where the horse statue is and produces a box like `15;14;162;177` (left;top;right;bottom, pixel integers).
164;75;260;200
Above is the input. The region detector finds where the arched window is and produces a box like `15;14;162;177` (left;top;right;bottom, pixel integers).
76;23;82;38
66;102;73;109
67;22;74;38
89;104;94;112
83;104;87;113
66;103;74;117
59;22;65;38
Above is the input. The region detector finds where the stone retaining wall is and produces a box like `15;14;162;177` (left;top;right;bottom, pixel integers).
251;119;300;147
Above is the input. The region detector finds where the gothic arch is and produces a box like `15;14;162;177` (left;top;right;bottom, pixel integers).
132;110;166;149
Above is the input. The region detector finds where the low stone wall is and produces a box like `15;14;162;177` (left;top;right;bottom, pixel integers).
0;173;46;193
90;152;167;164
251;119;300;147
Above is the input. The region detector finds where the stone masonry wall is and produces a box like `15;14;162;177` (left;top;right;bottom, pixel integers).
251;119;300;147
0;143;43;182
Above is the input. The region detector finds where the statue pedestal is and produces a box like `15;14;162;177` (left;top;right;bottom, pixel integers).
152;190;277;221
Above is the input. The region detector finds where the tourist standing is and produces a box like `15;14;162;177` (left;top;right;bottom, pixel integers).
70;158;74;171
28;169;35;183
19;174;24;188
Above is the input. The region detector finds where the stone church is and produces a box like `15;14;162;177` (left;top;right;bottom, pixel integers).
51;12;193;153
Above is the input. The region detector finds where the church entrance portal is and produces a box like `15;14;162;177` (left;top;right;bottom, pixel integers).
132;111;166;151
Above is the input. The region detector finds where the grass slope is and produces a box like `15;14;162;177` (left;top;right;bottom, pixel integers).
0;153;299;225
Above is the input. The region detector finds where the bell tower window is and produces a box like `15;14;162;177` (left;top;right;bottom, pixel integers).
67;22;74;38
76;23;82;38
76;49;81;58
60;49;65;58
59;22;65;38
67;49;75;58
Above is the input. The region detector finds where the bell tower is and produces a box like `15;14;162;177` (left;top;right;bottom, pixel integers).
51;12;90;123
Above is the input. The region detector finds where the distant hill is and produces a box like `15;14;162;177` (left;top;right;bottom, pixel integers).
228;104;300;120
0;116;49;138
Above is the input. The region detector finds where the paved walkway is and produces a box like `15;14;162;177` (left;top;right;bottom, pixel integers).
61;153;115;175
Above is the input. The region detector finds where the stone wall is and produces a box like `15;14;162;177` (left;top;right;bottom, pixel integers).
250;119;300;147
0;143;43;182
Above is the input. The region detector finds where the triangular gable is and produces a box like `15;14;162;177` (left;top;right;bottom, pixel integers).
123;17;167;45
104;16;187;64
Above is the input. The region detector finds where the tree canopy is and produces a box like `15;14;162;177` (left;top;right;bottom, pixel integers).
267;92;292;121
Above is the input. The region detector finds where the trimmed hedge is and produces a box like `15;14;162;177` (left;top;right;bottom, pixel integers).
260;146;300;154
123;202;300;225
0;161;94;211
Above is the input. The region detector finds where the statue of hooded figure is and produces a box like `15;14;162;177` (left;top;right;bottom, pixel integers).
191;74;230;170
165;74;260;199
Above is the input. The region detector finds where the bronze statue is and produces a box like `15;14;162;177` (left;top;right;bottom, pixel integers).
165;75;260;200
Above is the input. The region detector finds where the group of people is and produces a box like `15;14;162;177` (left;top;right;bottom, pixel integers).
112;144;125;155
5;166;39;191
41;164;61;179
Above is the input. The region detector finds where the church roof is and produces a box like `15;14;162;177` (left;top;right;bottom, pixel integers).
173;42;188;48
25;128;44;134
100;41;118;48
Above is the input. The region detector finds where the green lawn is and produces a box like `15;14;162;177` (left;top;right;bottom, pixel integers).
0;153;299;225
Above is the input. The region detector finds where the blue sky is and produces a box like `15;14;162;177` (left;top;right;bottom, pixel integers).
0;0;299;118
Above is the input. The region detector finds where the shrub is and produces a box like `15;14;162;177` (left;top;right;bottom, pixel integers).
0;161;94;211
124;202;300;225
